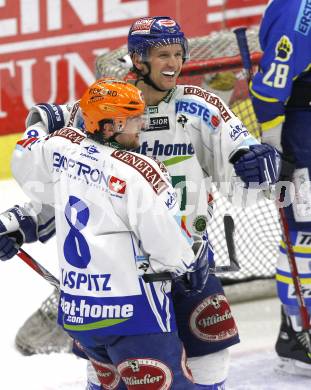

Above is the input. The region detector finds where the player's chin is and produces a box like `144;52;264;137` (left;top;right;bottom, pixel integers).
159;75;178;89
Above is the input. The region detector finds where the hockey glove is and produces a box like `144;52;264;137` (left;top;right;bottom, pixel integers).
233;143;281;188
174;234;210;296
0;206;38;261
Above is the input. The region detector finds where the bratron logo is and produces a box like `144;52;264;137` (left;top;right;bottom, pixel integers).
53;152;108;186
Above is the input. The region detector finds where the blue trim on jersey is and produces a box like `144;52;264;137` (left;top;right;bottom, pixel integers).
251;0;311;124
195;380;225;390
87;382;101;390
277;283;311;307
37;103;65;133
276;268;311;279
150;280;171;331
279;245;311;259
139;277;173;333
39;229;56;243
58;290;177;347
38;216;55;232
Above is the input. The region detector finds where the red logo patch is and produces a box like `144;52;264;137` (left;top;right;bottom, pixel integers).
157;19;176;27
131;18;154;34
181;347;194;383
16;137;38;149
118;358;173;389
109;176;126;194
189;294;238;342
211;115;220;127
89;358;121;390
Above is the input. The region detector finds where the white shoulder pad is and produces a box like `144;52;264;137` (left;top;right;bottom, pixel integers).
25;103;71;133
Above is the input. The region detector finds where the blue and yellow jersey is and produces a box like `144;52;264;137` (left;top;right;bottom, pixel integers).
250;0;311;132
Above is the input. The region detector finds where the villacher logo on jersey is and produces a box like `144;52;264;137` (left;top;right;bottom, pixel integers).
118;358;173;389
189;294;238;342
89;358;121;389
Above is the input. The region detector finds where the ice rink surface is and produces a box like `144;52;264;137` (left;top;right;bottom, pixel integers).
1;180;310;389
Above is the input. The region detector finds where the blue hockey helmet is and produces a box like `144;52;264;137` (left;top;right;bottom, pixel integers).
128;16;190;62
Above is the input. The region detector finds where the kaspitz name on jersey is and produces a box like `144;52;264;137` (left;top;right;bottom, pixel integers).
61;268;111;292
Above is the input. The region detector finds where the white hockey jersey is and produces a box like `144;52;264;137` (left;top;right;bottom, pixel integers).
19;102;82;243
19;85;260;260
12;127;196;345
136;85;259;238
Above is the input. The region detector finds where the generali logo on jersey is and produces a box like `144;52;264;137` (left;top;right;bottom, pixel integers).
111;150;168;194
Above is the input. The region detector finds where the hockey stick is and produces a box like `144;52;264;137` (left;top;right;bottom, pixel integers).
233;27;311;340
17;248;60;292
221;214;240;272
16;215;240;289
233;27;253;84
145;214;240;281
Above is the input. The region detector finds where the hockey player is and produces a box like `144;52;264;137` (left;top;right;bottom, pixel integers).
2;79;214;389
1;17;281;389
121;16;280;389
250;0;311;376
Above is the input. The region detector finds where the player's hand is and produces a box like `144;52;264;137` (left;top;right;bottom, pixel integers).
0;206;37;261
233;143;281;188
173;234;210;296
0;233;22;260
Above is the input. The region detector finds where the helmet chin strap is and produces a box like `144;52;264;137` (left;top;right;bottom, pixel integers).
140;62;171;93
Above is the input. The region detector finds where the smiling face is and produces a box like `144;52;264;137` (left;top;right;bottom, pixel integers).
132;43;184;104
146;44;183;90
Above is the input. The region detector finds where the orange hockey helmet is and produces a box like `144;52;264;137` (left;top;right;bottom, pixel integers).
80;78;145;135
